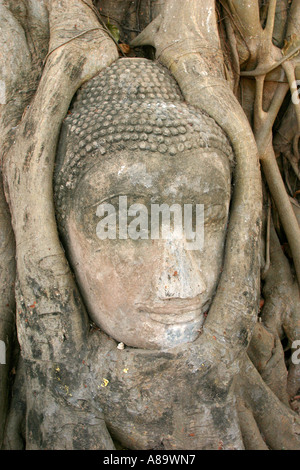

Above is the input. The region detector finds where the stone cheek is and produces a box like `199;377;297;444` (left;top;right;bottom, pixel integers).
54;58;234;225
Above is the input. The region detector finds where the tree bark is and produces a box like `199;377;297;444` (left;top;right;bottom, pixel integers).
0;0;299;450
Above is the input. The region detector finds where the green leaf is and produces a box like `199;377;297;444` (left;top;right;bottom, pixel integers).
106;19;120;43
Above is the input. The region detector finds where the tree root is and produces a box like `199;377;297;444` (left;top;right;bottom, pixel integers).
224;0;300;288
3;0;119;363
236;398;269;450
0;0;299;450
2;357;26;450
1;0;118;449
247;322;290;405
0;179;16;447
260;143;300;287
237;355;300;450
132;0;262;360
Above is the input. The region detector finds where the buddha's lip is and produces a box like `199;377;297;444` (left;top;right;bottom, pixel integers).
148;309;203;325
136;300;210;326
136;299;209;316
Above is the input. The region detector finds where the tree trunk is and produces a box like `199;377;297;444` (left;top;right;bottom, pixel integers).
0;0;299;450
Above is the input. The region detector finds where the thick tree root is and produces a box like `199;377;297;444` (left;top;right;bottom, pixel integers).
3;0;119;363
0;0;299;450
237;355;300;450
236;398;269;450
1;0;118;449
2;357;26;450
131;0;262;360
247;322;290;405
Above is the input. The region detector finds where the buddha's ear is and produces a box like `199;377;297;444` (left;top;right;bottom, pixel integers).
3;0;118;363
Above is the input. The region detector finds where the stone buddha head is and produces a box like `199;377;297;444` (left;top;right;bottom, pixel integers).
54;58;234;350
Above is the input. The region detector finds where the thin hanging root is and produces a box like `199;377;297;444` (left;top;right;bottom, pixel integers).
262;195;271;279
264;0;277;40
287;62;300;184
254;75;266;126
260;143;300;288
294;134;300;160
255;80;289;154
283;61;300;131
223;13;241;95
234;1;300;290
252;69;300;289
219;0;251;58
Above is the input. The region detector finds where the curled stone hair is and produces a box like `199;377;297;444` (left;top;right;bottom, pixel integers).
54;58;234;227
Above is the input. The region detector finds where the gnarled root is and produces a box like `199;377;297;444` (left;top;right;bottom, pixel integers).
236;355;300;450
1;0;118;449
236;398;269;450
1;0;299;450
132;0;262;362
2;357;26;450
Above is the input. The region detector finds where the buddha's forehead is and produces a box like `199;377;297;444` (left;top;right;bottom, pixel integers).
79;147;231;200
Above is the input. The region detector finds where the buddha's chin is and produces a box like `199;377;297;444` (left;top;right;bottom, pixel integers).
94;313;204;351
147;317;203;351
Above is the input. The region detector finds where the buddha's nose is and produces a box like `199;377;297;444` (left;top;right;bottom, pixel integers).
155;238;206;300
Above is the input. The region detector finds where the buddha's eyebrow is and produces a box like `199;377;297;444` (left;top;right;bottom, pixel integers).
162;183;230;198
84;193;148;209
197;186;231;196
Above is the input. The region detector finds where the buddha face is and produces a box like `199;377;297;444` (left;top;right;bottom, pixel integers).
65;147;231;350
